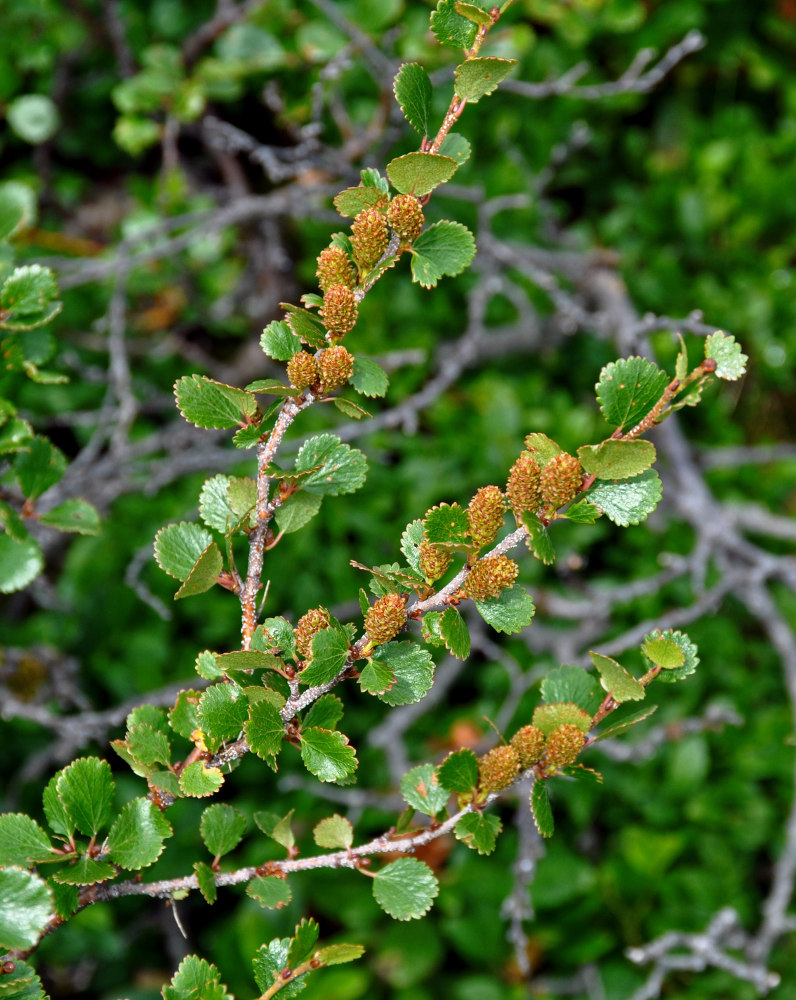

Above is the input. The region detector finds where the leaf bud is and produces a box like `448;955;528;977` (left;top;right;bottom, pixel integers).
318;345;354;390
286;351;319;391
321;284;358;339
467;485;506;550
350;207;389;269
294;607;331;658
386;194;424;242
506;451;542;519
544;723;586;769
316;245;356;292
364;592;407;646
478;744;520;793
462;555;518;602
510;725;546;768
540;452;582;509
418;539;452;585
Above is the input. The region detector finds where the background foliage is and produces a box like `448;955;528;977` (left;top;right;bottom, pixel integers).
1;0;795;998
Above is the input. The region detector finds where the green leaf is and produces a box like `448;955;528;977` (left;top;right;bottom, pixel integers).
51;855;116;885
253;939;304;999
454;812;501;854
169;691;201;740
358;657;396;695
200;804;246;858
260;319;302;360
641;637;685;669
288;918;321;967
394;63;433;136
373;857;439;920
541;665;603;715
386;153;459;197
14;437;66;499
0;815;55;866
0;181;36;240
333;397;372;421
154;522;214;581
423;502;469;547
174;541;223;599
522;511;555;565
533;702;592;736
245;378;295;397
282;302;326;348
360;167;390;194
313;814;354;849
315;942;365;966
38;499;101;535
107;798;172;869
254;810;296;852
593;704;658;742
55;758;114;838
439;606;470;658
454;57;516;102
400;764;449;818
531;782;554;838
195;650;224;680
300;728;358;783
333;184;385;218
233;418;269;449
438;748;479;793
430;0;478;48
194;861;217;905
127;724;171;770
588;470;663;526
300;626;350;686
174;374;257;429
561;764;603;783
524;432;563;466
295;433;368;496
227;477;257;523
0;533;43;593
642;629;699;683
0;957;46;1000
561;499;602;524
577;440;656;480
0;265;60;329
247;876;292;909
163;955;229;1000
303;694;343;731
7;94;59;144
474;584;535;634
704;331;747;380
400;519;424;574
214;650;284;674
350;356;389;397
454;1;492;25
179;761;224;798
0;500;27;541
0;868;53;950
42;776;73;840
199;474;247;533
199;682;248;749
589;651;645;702
274;491;323;534
245;699;285;761
595;357;669;432
438;131;472;165
411;220;476;288
373;642;434;706
421;611;444;647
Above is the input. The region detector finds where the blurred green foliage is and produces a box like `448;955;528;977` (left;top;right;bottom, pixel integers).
1;0;795;997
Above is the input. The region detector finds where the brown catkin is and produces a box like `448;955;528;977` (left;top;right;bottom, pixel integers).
350;208;389;268
316;245;356;292
364;593;407;646
540;452;582;509
478;744;520;792
386;194;424;241
462;555;519;602
544;723;586;768
510;725;546;768
418;539;452;584
294;608;331;658
467;485;506;550
321;284;358;338
506;451;542;518
286;351;319;390
318;345;354;389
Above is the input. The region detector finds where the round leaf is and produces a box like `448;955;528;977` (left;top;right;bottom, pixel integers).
372;857;439;920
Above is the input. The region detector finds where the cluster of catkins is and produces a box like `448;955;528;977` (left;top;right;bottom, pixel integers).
477;700;594;794
285;193;425;394
418;435;584;600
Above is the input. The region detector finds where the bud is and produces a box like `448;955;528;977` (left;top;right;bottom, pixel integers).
350;207;389;269
386;194;424;241
540;452;582;509
467;485;506;550
286;351;319;391
294;607;331;658
318;345;354;389
316;245;356;292
418;539;452;584
506;451;542;519
462;555;518;601
364;592;407;646
321;284;358;339
510;725;546;768
478;744;520;792
544;723;586;769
